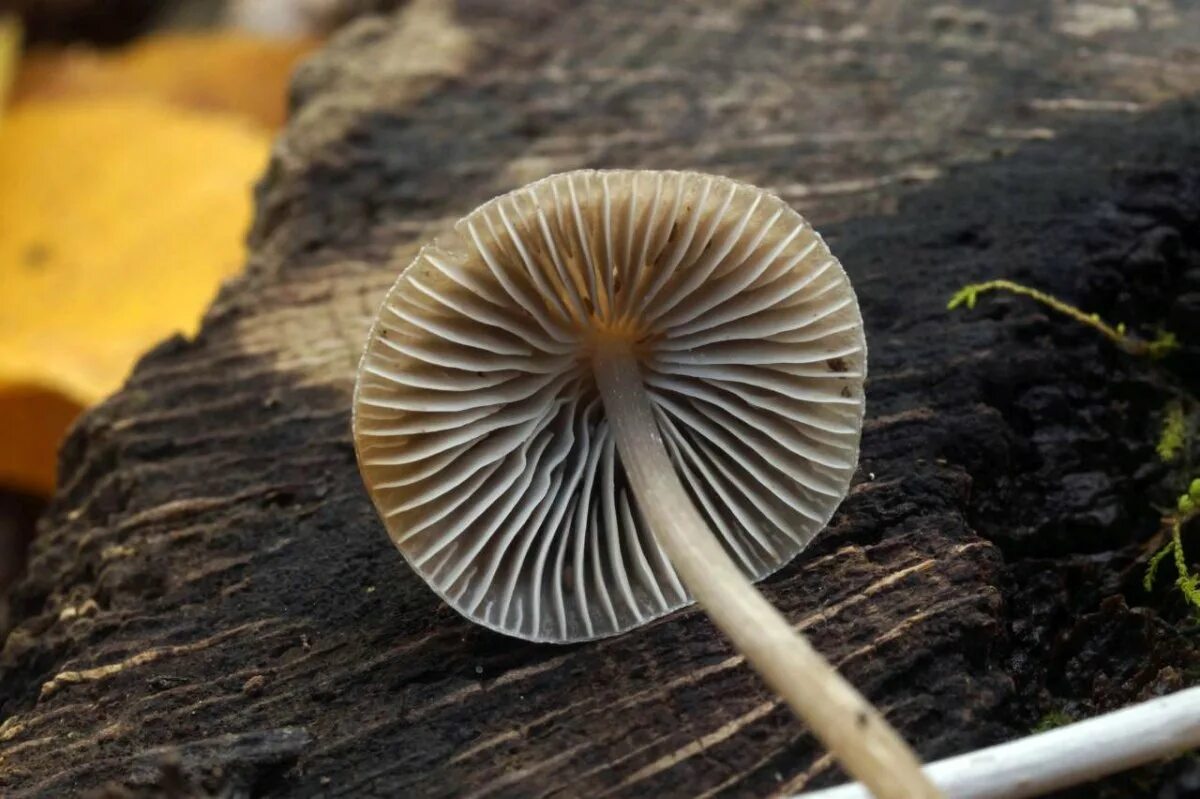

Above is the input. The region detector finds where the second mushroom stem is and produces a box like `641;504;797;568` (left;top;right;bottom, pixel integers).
593;345;943;799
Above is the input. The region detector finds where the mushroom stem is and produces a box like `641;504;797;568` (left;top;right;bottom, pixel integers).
593;346;942;799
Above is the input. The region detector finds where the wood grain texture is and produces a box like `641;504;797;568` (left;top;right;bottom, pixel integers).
3;1;1200;796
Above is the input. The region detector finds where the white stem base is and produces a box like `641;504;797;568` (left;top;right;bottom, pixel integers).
593;347;943;799
793;685;1200;799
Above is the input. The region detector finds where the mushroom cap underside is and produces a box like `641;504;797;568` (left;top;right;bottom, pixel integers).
353;169;867;643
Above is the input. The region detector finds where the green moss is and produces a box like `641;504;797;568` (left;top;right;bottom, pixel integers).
1032;709;1073;733
950;280;1199;614
1157;401;1188;463
948;279;1178;358
1145;331;1181;360
1145;479;1200;616
1144;540;1174;593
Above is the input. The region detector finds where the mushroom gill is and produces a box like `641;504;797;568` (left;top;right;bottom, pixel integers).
353;169;864;642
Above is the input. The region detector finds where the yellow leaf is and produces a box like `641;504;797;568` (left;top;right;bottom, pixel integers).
0;97;269;494
14;32;317;129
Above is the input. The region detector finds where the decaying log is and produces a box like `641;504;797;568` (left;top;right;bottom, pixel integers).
3;1;1199;796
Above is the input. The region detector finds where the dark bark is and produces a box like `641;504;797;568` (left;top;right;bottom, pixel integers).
0;0;160;45
3;2;1199;797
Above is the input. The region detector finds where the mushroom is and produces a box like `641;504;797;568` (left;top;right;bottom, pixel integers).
353;169;941;799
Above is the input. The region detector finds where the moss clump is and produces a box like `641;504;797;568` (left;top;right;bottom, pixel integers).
1032;709;1073;733
1157;400;1189;464
1145;479;1200;615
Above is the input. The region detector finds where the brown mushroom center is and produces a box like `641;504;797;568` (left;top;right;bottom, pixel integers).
579;315;655;369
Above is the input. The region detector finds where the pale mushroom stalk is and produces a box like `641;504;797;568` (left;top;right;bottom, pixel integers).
594;343;939;799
